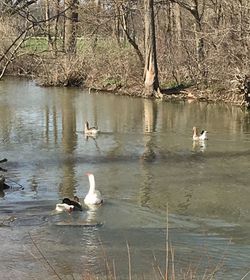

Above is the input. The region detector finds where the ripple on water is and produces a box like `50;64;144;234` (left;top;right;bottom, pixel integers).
0;199;249;279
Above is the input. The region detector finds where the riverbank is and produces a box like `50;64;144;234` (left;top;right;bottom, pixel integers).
1;35;249;109
6;53;249;110
90;83;249;109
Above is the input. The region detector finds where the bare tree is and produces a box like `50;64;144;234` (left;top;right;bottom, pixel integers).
64;0;79;54
143;0;160;97
173;0;207;80
120;2;144;65
45;0;62;54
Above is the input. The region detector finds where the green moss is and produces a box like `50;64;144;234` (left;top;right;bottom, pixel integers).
23;37;48;52
103;76;122;87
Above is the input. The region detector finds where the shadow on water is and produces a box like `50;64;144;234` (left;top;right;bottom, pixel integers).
4;147;250;168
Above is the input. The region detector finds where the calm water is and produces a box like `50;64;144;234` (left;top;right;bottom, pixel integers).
0;78;250;279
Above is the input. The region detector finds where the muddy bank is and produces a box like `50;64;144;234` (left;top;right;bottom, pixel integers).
160;87;249;108
5;50;250;109
86;82;250;109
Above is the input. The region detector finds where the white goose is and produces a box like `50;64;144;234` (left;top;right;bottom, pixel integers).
84;121;99;136
192;126;208;141
84;173;103;206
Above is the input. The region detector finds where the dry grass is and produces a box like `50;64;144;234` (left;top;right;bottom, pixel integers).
36;54;86;87
5;37;143;95
26;220;232;280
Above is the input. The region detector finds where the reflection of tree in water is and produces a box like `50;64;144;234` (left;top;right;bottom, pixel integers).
43;92;78;198
139;169;153;207
141;100;157;162
62;95;77;154
143;100;157;133
59;93;78;198
141;137;156;162
45;105;58;144
139;100;158;207
242;111;250;132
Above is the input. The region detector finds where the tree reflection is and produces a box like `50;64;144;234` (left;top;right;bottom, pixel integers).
141;99;157;162
139;100;157;207
59;92;77;198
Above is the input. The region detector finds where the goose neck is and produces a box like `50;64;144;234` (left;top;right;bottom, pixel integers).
88;175;95;193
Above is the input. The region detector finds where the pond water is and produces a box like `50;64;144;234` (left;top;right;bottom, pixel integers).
0;78;250;279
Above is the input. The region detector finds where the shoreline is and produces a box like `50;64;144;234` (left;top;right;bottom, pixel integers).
3;74;250;109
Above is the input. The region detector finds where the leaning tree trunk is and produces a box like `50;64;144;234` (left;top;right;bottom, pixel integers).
143;0;160;97
64;0;78;54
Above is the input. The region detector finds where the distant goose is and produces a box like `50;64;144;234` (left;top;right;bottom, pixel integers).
84;173;103;206
84;121;99;135
55;196;83;212
193;126;208;141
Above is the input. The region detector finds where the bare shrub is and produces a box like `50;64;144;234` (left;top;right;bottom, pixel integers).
82;38;143;94
0;16;18;53
36;54;86;87
35;37;143;94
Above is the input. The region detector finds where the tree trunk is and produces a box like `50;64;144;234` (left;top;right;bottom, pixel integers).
45;0;53;50
52;0;61;55
173;0;207;80
194;21;205;77
143;0;160;97
169;2;182;83
120;4;144;66
64;0;78;54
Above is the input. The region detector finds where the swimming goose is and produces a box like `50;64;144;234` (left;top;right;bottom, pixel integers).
55;203;74;213
193;126;208;141
84;121;99;135
55;196;83;212
62;196;83;211
84;173;103;206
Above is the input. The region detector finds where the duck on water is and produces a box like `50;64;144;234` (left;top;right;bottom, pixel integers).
84;121;99;136
55;196;83;212
192;126;208;141
55;173;103;213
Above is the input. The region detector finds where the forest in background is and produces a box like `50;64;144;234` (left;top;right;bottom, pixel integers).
0;0;250;105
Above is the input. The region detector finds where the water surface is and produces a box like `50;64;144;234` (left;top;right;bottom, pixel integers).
0;78;250;279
